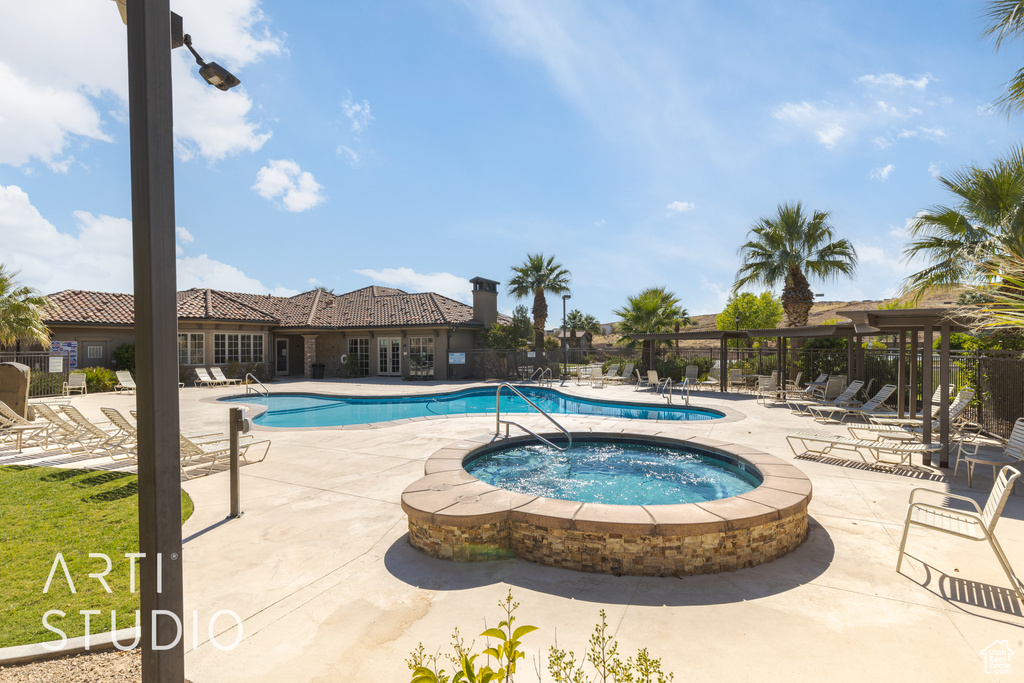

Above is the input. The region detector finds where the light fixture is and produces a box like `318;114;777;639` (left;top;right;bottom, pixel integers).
183;34;241;91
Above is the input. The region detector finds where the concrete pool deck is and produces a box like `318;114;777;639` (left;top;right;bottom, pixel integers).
4;378;1024;681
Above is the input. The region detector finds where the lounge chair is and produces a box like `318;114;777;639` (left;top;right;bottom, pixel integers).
193;367;221;387
609;362;635;384
59;405;134;455
210;367;243;386
850;389;976;441
698;362;721;388
114;370;137;394
801;373;829;396
787;379;863;414
100;407;139;461
31;403;96;454
0;400;48;451
179;430;271;479
896;466;1024;602
866;385;956;426
807;384;897;423
786;430;941;467
953;417;1024;483
63;372;87;396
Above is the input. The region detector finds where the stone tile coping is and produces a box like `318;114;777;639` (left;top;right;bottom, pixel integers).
402;432;812;536
0;628;139;666
207;385;744;431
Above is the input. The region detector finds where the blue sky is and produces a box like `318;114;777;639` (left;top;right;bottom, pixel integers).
1;0;1020;323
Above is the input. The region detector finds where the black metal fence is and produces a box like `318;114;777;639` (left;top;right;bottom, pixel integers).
0;351;71;398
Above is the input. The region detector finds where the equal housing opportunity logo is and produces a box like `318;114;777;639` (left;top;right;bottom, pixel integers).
40;552;242;652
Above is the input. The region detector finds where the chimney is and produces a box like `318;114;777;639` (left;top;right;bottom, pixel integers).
470;277;499;327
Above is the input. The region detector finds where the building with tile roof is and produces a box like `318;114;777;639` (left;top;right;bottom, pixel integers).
40;277;506;381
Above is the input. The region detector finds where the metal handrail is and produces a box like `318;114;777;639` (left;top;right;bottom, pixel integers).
495;383;571;451
529;366;553;387
244;373;269;397
664;378;690;406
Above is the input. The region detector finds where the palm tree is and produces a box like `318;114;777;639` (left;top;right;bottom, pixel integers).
614;287;688;371
900;145;1024;298
0;264;51;349
565;310;601;347
983;0;1024;115
962;254;1024;330
734;202;858;327
507;253;571;359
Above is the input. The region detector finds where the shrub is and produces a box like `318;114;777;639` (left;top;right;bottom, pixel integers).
82;366;117;393
111;343;135;373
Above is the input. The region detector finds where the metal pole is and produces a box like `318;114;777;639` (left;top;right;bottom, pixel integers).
229;407;242;518
127;0;184;678
562;298;568;378
897;330;906;419
922;324;934;457
909;332;918;419
939;324;951;467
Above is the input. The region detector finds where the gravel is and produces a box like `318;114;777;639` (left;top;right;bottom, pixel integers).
0;650;141;682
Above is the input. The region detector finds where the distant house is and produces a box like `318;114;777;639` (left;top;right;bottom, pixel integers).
550;329;593;350
600;322;617;335
39;276;507;380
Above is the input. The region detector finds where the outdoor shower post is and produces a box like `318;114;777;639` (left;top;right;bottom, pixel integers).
229;407;243;518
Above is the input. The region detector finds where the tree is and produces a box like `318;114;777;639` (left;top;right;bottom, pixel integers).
0;264;51;349
510;304;533;344
900;145;1024;298
983;0;1024;115
565;309;601;346
715;292;783;346
613;287;688;370
734;202;858;327
507;253;571;359
963;254;1024;330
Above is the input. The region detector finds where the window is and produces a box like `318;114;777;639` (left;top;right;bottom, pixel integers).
408;337;434;379
177;333;204;365
347;338;369;376
87;345;104;359
213;333;264;364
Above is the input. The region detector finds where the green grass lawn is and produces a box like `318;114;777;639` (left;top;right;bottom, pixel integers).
0;465;193;648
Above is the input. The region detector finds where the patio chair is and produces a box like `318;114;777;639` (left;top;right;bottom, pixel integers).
727;368;745;391
755;375;783;405
193;367;221;387
63;372;87;396
179;430;271;479
807;384;897;423
100;407;138;461
634;368;649;391
896;466;1024;602
645;370;670;393
698;365;721;388
786;430;941;467
684;365;699;386
590;369;605;388
59;405;134;455
851;389;976;441
801;373;829;395
810;375;846;401
114;370;137;394
0;400;48;452
953;417;1024;482
210;367;243;386
787;379;863;414
609;362;635;384
784;371;803;391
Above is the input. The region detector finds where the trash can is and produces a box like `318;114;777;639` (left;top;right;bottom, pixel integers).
311;363;325;379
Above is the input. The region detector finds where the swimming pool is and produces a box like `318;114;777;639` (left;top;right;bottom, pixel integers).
221;386;723;428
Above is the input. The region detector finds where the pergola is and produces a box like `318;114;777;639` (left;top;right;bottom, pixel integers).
634;308;966;467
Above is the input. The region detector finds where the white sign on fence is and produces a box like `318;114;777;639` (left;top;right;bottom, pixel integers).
48;357;64;374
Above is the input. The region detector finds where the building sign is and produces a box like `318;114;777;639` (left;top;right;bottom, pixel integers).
50;341;77;370
448;353;466;365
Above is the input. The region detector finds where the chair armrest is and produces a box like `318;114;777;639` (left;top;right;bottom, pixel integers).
907;487;982;513
907;501;983;524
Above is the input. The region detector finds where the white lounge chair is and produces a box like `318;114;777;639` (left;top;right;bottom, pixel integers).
953;417;1024;485
788;379;863;415
179;430;271;479
193;367;221;387
850;389;976;441
63;372;87;396
210;367;243;386
114;370;137;394
808;384;897;423
59;405;133;455
897;465;1024;602
609;362;635;384
786;430;941;467
0;400;48;452
100;407;138;461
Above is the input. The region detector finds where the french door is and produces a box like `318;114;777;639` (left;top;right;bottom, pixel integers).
378;337;402;376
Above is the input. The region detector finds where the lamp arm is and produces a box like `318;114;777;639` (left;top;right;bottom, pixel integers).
183;34;208;67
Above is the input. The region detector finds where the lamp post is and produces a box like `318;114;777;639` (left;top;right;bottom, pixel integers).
116;3;239;679
562;294;571;378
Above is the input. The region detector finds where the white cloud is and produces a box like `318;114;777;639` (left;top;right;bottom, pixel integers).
667;200;695;212
873;136;893;149
336;145;360;166
252;160;325;212
875;100;922;118
175;227;195;256
354;267;472;304
0;0;278;171
0;184;297;296
928;162;942;178
342;98;374;133
857;73;932;90
897;126;947;141
869;164;895;181
772;102;846;149
698;276;730;314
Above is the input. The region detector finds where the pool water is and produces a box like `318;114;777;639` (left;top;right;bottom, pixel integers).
465;439;761;506
222;387;722;428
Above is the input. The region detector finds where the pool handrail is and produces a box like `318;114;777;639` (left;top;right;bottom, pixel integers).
245;373;269;397
664;378;691;406
529;366;553;387
495;383;572;452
